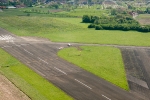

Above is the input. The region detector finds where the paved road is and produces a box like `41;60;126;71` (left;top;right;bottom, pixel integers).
0;28;147;100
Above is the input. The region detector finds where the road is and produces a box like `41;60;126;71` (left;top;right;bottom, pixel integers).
0;28;148;100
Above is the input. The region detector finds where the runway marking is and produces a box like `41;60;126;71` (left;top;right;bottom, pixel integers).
23;49;33;55
38;57;49;64
54;67;67;75
74;79;92;90
102;94;111;100
1;43;29;48
0;35;15;40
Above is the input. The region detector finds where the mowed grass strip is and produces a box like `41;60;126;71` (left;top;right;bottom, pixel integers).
0;16;150;46
58;46;129;90
0;48;73;100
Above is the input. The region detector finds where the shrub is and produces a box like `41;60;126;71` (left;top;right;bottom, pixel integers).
138;26;150;32
82;15;91;23
88;24;95;28
91;16;99;23
26;13;30;16
122;25;130;31
95;25;103;30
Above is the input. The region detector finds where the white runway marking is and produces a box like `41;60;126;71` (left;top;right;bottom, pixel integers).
102;94;111;100
75;79;92;89
54;67;67;75
23;49;33;55
38;57;49;64
0;35;15;41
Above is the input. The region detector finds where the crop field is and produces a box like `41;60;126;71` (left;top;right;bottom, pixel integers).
58;46;129;90
0;48;72;100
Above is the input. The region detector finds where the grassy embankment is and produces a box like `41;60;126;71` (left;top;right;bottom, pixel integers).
0;48;73;100
58;46;129;90
0;16;150;46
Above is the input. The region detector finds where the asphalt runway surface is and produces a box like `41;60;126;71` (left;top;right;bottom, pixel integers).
0;28;149;100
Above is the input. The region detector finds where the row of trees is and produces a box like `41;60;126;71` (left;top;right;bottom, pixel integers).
89;24;150;32
82;15;150;32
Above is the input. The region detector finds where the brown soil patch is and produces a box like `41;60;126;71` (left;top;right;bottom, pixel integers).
137;19;150;25
0;74;30;100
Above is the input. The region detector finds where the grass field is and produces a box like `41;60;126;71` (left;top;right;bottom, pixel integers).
58;46;129;90
0;48;73;100
0;16;150;46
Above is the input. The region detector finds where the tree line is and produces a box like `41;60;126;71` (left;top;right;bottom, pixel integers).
82;15;150;32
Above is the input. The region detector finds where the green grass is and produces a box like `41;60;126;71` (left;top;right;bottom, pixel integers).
0;16;150;46
0;48;73;100
66;8;109;17
58;46;129;90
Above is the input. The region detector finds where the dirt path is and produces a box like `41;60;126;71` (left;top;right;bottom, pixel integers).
0;74;30;100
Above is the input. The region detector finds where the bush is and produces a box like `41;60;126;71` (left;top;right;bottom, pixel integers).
88;24;95;28
95;25;103;30
122;26;130;31
91;16;99;23
26;13;30;16
82;15;91;23
138;26;150;32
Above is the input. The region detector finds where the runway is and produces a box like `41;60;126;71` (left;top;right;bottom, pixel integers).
0;28;148;100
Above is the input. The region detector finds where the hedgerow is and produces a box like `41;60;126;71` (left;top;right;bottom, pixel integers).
83;14;150;32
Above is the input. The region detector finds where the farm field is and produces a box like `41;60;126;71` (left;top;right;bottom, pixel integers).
0;48;73;100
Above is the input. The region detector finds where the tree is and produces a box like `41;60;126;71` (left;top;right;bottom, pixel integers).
146;7;150;14
82;15;91;23
95;25;103;30
111;9;117;15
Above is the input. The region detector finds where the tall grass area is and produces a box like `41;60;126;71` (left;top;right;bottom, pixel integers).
0;48;72;100
67;8;109;17
0;16;150;46
58;46;129;90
